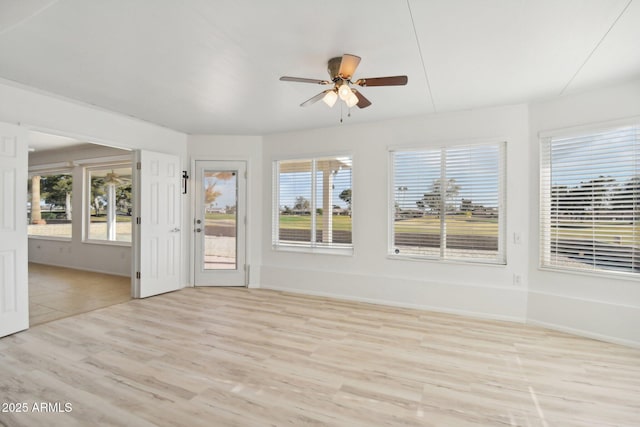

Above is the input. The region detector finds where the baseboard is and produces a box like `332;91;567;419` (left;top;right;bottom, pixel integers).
28;261;131;278
527;318;640;349
261;284;525;324
527;290;640;348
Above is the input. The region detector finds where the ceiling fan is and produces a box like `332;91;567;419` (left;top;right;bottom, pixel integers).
280;54;408;109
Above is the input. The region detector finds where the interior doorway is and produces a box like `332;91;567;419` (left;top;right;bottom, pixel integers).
27;131;134;325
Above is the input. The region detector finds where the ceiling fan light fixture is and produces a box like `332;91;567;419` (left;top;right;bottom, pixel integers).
322;90;338;107
338;83;351;101
345;90;359;108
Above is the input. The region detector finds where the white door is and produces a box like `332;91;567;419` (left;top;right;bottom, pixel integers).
0;122;28;338
194;160;246;286
133;150;182;298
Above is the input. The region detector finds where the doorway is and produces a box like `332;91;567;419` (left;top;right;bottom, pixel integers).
194;160;247;286
26;131;134;325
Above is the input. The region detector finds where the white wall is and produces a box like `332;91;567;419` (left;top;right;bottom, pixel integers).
0;79;190;284
28;144;133;276
261;105;531;322
528;80;640;347
187;135;263;287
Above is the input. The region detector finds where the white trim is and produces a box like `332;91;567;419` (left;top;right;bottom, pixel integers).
271;149;353;163
261;284;525;324
82;239;131;248
527;318;639;349
538;115;640;139
386;254;506;266
29;260;131;278
28;161;73;173
272;245;353;256
74;154;133;166
537;265;640;282
388;136;510;153
27;235;71;242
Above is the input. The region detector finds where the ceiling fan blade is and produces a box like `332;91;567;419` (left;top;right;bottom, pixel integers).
300;90;331;107
280;76;331;85
352;90;372;109
354;75;408;87
338;54;361;79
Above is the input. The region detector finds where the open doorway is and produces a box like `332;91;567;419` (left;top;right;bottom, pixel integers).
27;130;134;325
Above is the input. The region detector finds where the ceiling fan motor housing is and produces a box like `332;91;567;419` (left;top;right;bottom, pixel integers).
327;57;344;80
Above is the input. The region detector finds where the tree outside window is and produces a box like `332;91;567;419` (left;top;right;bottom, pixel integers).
87;166;133;242
27;173;73;239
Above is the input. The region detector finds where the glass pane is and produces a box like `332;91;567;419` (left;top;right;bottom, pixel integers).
444;145;500;260
28;173;73;238
278;160;313;245
392;150;441;257
203;170;237;270
88;167;133;242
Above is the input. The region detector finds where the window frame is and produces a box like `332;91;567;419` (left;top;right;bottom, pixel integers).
539;118;640;279
27;164;74;241
83;161;133;246
272;154;353;255
388;141;506;265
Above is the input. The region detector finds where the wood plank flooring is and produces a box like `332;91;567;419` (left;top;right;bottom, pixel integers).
1;287;639;426
29;263;131;326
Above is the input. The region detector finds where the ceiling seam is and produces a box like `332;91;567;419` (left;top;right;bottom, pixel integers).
0;0;61;38
406;0;437;113
559;0;633;96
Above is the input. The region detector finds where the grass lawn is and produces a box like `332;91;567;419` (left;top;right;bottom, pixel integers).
279;215;352;231
91;215;132;223
550;221;640;246
206;213;236;221
394;216;498;236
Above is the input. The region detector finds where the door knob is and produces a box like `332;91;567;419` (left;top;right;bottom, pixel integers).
170;227;180;233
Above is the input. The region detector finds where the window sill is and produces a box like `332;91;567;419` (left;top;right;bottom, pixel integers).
538;265;640;282
82;239;132;248
387;254;506;267
28;235;72;242
273;244;353;256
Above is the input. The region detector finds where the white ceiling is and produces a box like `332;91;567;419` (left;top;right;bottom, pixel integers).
0;0;638;135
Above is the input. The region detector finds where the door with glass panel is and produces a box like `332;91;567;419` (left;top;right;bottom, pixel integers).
194;161;246;286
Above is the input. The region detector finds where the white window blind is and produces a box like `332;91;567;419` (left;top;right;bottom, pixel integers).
391;142;505;263
541;124;640;276
273;156;352;250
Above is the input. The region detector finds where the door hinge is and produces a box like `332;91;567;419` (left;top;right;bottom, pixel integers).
136;271;141;279
244;170;248;179
244;216;247;225
136;161;142;170
136;217;141;225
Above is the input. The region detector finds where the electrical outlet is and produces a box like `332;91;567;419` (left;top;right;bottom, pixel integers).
513;274;522;286
513;232;522;245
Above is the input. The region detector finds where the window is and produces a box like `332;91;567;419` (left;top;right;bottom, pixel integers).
540;124;640;276
273;156;352;251
86;165;133;243
28;173;73;239
391;142;505;263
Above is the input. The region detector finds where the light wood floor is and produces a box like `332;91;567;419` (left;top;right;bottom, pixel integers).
29;263;131;326
2;288;639;426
